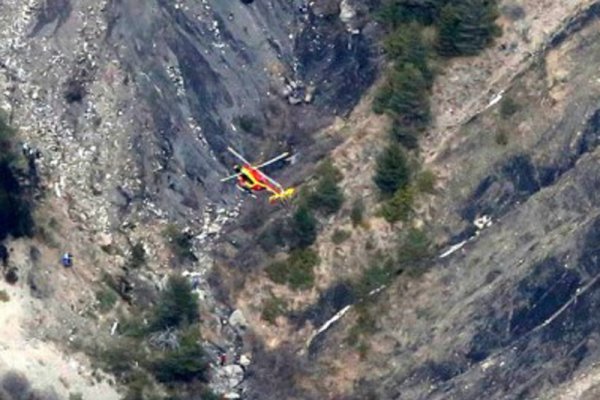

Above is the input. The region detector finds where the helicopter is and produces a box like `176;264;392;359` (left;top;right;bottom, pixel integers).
221;147;295;204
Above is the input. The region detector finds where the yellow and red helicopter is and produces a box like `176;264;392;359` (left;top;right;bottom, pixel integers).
221;147;295;204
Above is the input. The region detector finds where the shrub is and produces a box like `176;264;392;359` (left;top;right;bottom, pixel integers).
234;115;263;135
353;259;395;298
496;130;509;146
308;173;344;215
350;198;365;227
306;159;344;215
0;290;9;302
346;303;378;345
500;97;520;119
261;295;288;325
315;158;343;182
397;228;432;275
266;249;319;290
416;170;437;193
128;242;146;269
150;329;209;383
437;0;501;57
380;186;415;223
374;143;411;196
151;275;199;331
163;225;196;262
288;205;317;249
101;338;142;377
332;229;352;245
258;220;287;253
96;288;118;313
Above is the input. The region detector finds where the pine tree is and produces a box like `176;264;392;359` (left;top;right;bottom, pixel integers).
437;0;501;57
386;64;431;129
374;143;411;196
152;275;199;330
378;0;450;27
289;205;317;249
384;24;433;87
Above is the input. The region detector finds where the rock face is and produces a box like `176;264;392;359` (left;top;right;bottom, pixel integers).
345;6;600;400
0;0;377;235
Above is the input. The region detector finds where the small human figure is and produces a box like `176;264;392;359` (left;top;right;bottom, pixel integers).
61;252;73;267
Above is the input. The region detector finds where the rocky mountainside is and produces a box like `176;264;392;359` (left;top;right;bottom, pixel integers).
2;0;600;400
0;0;376;398
260;2;600;400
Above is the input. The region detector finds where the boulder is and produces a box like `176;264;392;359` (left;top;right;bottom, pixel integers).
222;365;244;388
228;309;248;329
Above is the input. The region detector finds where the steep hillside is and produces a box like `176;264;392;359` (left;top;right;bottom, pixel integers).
217;1;600;400
0;0;377;398
2;0;600;400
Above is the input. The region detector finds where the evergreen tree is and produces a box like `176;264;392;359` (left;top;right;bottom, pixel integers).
390;124;420;149
374;143;411;196
378;0;449;27
384;24;433;87
289;205;317;249
385;64;431;129
151;329;209;383
437;0;501;57
152;275;199;330
309;174;344;215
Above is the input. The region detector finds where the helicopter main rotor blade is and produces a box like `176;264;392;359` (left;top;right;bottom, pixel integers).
256;152;290;169
220;173;241;182
227;147;251;165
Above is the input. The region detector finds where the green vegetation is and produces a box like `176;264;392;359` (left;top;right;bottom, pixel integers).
150;328;209;383
163;225;196;262
97;274;209;399
331;228;351;245
500;96;521;119
234;114;263;135
261;295;289;325
437;0;501;57
353;259;395;299
304;159;344;216
0;290;9;302
0;115;34;240
288;205;318;249
379;186;415;223
496;130;509;146
151;275;200;331
128;242;146;269
346;303;378;357
96;288;118;313
415;170;437;193
350;198;365;227
374;143;411;196
390;124;420;150
374;64;431;130
397;227;433;276
372;0;500;210
384;24;434;86
266;248;319;290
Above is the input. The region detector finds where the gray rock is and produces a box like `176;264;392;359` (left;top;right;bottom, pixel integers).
228;309;248;330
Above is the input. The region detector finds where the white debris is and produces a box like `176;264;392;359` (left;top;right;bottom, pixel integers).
486;90;505;109
439;240;467;259
307;305;352;348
